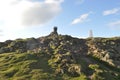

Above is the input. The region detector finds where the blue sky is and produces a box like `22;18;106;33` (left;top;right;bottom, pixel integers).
0;0;120;41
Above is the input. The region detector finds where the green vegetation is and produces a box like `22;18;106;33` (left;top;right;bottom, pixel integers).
0;33;120;80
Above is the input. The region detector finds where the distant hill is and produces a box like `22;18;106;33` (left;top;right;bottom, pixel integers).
0;27;120;80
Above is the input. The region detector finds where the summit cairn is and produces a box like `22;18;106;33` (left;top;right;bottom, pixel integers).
49;26;58;36
53;26;57;33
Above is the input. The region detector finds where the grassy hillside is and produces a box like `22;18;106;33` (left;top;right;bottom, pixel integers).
0;30;120;80
0;52;86;80
0;51;120;80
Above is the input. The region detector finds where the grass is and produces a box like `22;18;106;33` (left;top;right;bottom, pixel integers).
0;52;54;80
87;55;120;80
0;52;120;80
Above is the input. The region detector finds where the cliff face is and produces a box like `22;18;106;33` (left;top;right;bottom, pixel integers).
0;32;120;80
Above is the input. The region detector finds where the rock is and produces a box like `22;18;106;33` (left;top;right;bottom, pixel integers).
0;47;10;53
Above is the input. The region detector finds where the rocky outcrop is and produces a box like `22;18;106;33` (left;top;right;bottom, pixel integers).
0;28;120;69
0;27;120;80
87;37;120;68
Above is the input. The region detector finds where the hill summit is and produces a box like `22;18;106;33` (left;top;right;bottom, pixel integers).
0;27;120;80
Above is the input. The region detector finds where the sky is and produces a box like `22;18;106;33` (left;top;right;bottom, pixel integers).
0;0;120;42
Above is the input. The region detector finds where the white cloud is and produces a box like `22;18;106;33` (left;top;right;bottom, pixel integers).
108;20;120;30
0;0;64;41
103;8;120;16
0;0;63;31
45;0;64;4
22;2;61;26
71;12;91;25
108;20;120;29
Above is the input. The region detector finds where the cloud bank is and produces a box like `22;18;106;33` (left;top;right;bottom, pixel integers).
0;0;63;30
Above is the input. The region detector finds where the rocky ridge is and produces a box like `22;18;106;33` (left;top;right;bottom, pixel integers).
0;27;120;80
